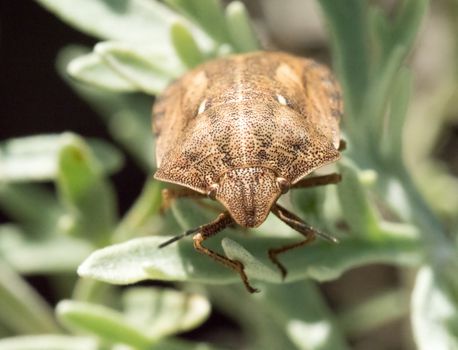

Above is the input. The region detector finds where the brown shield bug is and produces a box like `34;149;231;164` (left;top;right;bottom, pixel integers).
153;51;344;293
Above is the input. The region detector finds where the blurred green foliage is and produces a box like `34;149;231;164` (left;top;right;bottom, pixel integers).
0;0;457;349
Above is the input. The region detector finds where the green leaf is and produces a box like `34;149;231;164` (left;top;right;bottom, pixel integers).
164;0;230;44
67;51;137;92
162;0;196;17
339;288;409;336
78;232;421;286
0;184;60;236
108;107;155;170
56;134;117;246
258;281;350;350
208;285;298;349
36;0;180;45
113;179;163;242
57;46;155;170
0;335;98;350
375;0;428;67
94;41;184;94
0;134;123;182
292;184;341;233
56;300;152;349
0;262;60;334
152;339;227;350
412;266;458;350
0;225;93;274
225;1;260;53
364;45;407;148
317;0;370;119
188;0;230;44
171;21;205;68
122;287;211;339
221;238;281;283
380;68;412;164
336;161;379;236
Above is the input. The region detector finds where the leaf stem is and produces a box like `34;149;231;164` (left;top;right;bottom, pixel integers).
0;263;61;334
338;288;409;336
112;178;162;243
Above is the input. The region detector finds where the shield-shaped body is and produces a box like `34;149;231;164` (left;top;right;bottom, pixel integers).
153;51;342;228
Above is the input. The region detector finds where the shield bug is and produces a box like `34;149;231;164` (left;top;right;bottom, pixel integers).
153;51;344;293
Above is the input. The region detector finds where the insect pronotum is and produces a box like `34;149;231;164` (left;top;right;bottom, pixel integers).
153;51;344;293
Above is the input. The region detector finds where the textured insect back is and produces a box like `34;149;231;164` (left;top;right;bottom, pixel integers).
216;167;281;227
300;59;343;149
153;69;209;169
152;81;183;167
153;51;343;292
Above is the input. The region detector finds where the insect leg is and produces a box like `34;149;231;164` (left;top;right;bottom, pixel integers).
292;173;341;189
160;187;206;213
193;212;259;293
268;204;338;279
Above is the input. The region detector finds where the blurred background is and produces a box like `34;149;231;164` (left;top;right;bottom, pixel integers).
1;1;458;349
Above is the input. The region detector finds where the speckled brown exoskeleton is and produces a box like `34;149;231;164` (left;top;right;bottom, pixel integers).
153;51;344;293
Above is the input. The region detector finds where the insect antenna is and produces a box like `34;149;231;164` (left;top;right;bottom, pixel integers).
290;218;339;244
314;229;339;243
158;227;200;248
272;204;339;244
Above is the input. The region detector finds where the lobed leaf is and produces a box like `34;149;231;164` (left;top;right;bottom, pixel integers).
94;41;184;94
0;225;93;274
291;186;327;227
0;134;123;182
208;284;299;349
78;232;421;286
375;0;428;66
171;21;206;69
36;0;180;44
164;0;230;44
0;262;60;334
0;335;98;350
67;52;138;92
56;134;117;245
162;0;196;18
56;300;152;349
258;281;350;350
122;287;211;339
0;184;60;236
339;288;409;336
57;46;155;170
151;339;227;350
317;0;370;121
380;68;412;164
221;238;281;283
336;161;379;236
411;266;458;350
113;179;163;243
364;45;407;148
186;0;230;44
225;1;260;53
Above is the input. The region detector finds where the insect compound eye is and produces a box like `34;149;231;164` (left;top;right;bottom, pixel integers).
207;183;219;200
276;177;290;194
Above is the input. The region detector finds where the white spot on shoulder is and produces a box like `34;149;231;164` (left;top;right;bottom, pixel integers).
276;63;301;85
197;99;207;115
277;94;288;106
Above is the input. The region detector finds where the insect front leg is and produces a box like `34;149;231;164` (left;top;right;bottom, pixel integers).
292;173;341;190
268;204;337;279
160;187;206;213
192;212;259;293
